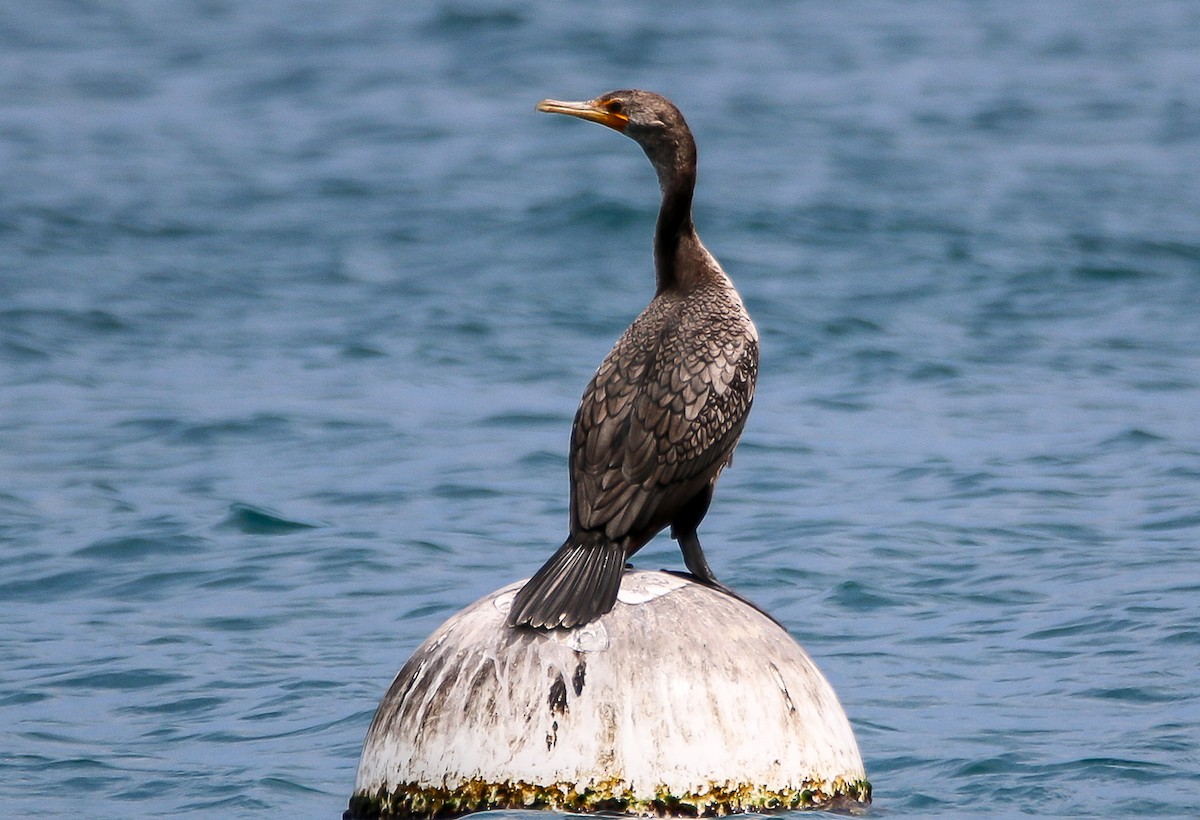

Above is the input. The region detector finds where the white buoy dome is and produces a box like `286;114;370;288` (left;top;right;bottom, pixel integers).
347;570;869;818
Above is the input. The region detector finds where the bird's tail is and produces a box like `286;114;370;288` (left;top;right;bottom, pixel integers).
507;533;626;629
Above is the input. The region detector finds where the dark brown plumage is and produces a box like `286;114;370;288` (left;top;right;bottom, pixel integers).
508;90;758;630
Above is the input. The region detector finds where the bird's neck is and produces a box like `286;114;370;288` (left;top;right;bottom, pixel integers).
653;164;707;294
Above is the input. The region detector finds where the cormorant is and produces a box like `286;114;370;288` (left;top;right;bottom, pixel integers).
508;90;758;629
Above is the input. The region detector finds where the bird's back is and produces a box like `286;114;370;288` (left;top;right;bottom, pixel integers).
569;278;758;548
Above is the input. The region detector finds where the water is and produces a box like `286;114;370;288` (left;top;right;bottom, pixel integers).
2;1;1199;817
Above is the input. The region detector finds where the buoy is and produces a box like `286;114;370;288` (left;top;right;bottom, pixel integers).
346;570;870;819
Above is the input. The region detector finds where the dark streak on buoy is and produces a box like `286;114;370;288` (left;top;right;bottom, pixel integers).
572;659;587;696
548;674;569;716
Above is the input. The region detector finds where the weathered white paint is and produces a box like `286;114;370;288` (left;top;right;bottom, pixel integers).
350;570;868;817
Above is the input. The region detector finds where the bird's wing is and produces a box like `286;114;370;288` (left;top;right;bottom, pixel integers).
570;307;757;540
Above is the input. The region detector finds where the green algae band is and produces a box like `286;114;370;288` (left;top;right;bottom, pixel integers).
346;571;870;818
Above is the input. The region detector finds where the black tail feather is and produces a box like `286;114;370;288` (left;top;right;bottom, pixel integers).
508;535;626;629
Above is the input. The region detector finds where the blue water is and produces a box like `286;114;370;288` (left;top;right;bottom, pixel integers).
3;1;1199;817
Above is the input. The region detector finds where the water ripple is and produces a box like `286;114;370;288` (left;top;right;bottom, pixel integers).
219;503;319;534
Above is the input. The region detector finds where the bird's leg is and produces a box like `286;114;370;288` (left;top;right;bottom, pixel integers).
671;484;718;583
668;486;785;626
678;528;718;584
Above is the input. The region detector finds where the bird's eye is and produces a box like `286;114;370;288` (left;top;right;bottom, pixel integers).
605;99;624;114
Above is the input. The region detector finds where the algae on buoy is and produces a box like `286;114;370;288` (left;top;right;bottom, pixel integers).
346;570;869;819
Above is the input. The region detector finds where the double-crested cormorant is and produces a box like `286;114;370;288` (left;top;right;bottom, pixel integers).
508;90;758;630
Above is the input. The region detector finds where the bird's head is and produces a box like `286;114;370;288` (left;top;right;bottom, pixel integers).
536;89;695;182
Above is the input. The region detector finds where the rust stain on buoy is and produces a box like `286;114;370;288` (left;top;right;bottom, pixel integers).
346;775;872;819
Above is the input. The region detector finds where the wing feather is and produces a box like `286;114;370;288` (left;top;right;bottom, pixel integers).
570;286;758;542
